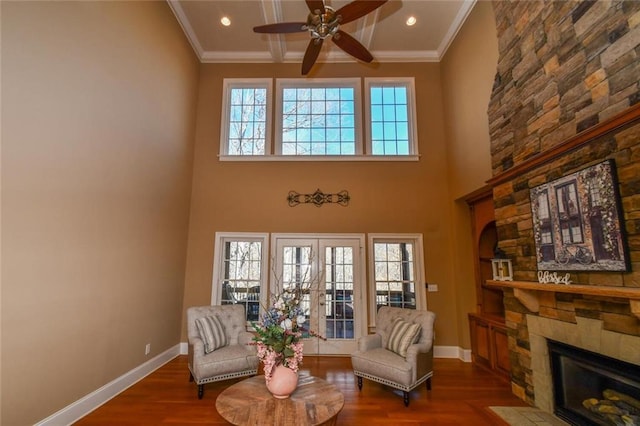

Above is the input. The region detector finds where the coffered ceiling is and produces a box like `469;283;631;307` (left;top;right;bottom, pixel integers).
168;0;477;64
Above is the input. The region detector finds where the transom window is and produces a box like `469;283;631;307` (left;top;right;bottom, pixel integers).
220;77;418;160
276;79;361;155
220;79;271;156
365;78;417;155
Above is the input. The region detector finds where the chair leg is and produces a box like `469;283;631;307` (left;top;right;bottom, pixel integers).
426;376;432;390
357;376;363;390
403;391;410;407
198;384;204;400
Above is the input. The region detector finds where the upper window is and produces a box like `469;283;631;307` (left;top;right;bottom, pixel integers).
276;79;362;155
220;77;418;160
220;79;272;156
365;78;418;156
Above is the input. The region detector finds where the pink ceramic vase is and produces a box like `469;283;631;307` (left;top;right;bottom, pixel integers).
266;364;299;399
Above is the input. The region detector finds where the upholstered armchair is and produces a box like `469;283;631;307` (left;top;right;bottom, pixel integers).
351;306;436;406
187;304;259;399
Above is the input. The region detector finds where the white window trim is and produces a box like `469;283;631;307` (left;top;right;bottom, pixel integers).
364;77;419;156
367;233;427;329
274;78;363;156
219;77;421;161
219;78;273;156
218;154;419;162
211;232;270;325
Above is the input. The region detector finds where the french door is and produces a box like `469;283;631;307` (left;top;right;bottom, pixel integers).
272;234;365;355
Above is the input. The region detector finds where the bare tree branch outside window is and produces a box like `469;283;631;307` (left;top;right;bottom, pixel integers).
281;87;355;155
228;88;267;155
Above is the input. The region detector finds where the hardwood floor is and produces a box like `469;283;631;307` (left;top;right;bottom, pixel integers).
75;356;527;425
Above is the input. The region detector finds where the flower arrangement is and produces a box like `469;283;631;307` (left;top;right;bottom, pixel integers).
252;286;321;382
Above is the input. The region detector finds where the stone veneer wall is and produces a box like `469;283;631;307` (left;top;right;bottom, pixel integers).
487;1;640;405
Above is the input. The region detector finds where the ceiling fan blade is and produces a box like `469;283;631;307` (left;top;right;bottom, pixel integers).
305;0;325;14
336;0;388;24
302;38;324;75
332;30;373;63
253;22;307;34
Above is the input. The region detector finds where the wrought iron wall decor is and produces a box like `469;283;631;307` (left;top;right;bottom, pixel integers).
287;189;350;207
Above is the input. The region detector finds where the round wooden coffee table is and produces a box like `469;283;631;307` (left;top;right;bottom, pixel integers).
215;374;344;426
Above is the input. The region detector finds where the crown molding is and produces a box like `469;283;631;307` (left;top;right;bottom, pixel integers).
166;0;204;59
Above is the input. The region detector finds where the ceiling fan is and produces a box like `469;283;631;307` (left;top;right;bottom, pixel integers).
253;0;388;75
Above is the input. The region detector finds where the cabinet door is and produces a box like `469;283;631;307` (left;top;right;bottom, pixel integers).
492;326;511;377
469;316;491;368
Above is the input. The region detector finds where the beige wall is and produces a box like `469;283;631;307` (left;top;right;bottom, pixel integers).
442;1;497;201
440;1;499;348
1;2;198;425
0;3;4;422
1;1;501;422
181;62;463;346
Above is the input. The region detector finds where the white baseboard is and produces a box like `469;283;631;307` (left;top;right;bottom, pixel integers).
35;344;181;426
434;345;472;362
458;347;472;362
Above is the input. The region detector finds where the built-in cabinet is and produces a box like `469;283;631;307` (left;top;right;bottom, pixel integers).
466;190;510;380
468;313;510;378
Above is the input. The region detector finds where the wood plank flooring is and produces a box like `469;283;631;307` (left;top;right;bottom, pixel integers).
75;356;527;425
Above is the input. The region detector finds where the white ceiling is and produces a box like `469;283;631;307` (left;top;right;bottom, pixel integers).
168;0;477;65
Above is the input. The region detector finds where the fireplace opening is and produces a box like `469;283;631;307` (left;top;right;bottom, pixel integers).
549;340;640;425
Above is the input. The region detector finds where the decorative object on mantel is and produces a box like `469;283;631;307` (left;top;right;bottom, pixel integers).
491;248;513;281
537;271;571;285
288;189;350;207
491;258;513;281
530;159;630;272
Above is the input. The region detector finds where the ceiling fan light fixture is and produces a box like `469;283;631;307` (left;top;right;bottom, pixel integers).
252;0;389;75
306;5;340;40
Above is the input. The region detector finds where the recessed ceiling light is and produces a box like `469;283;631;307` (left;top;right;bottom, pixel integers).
406;16;417;26
221;16;231;27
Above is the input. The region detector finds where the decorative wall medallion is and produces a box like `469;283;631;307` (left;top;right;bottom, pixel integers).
287;189;350;207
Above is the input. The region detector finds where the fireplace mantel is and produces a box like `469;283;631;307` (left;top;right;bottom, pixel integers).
486;280;640;319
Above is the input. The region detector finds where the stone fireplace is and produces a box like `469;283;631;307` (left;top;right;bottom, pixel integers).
548;339;640;424
488;278;640;412
528;314;640;417
485;0;640;418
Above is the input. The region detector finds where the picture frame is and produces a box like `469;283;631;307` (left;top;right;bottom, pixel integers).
529;159;630;272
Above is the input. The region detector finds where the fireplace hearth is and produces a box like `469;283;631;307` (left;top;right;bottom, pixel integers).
549;340;640;426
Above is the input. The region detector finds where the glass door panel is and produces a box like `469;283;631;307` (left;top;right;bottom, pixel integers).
273;235;363;355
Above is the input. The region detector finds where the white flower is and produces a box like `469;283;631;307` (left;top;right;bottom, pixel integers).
281;318;293;330
296;315;306;325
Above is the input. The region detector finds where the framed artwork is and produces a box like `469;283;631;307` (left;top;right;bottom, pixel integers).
530;159;630;272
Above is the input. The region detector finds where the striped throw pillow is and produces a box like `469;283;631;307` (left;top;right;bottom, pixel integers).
387;317;421;358
195;315;228;354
